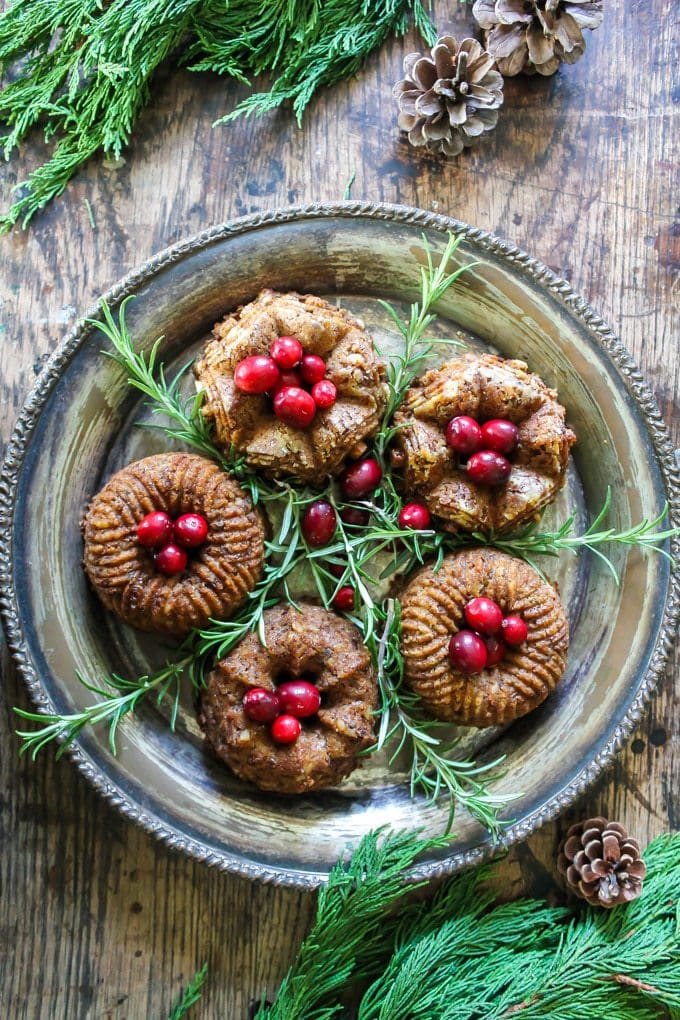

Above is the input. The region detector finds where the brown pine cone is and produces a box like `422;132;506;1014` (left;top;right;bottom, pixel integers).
472;0;603;77
393;35;503;157
557;817;647;909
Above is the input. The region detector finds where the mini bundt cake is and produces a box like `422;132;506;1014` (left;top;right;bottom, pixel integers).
400;548;569;727
194;289;387;482
83;453;265;635
392;353;575;534
198;603;378;793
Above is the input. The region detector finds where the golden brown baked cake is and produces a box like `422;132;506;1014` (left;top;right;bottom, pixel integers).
82;453;265;635
400;548;569;727
194;289;386;482
393;353;575;534
199;603;378;793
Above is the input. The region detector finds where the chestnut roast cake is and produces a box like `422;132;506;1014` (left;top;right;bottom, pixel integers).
82;452;265;635
199;603;378;793
392;352;576;534
400;548;569;728
194;289;387;482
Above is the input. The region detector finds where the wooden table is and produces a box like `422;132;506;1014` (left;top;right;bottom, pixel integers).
1;2;678;1016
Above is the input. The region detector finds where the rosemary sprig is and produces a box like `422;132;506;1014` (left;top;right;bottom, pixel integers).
487;487;678;582
14;654;193;759
366;599;510;836
373;232;476;512
89;297;264;502
91;298;231;465
192;483;315;675
167;963;209;1020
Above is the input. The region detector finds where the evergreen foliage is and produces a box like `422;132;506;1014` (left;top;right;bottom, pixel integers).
257;829;680;1020
0;0;436;230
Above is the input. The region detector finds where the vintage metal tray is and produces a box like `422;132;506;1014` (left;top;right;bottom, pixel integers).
1;204;678;888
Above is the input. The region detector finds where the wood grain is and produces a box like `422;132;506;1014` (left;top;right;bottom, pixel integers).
1;1;678;1016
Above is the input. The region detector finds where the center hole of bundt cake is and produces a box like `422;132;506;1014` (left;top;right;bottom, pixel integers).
274;669;318;684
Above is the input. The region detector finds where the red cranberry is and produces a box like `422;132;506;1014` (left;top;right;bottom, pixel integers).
328;561;346;578
445;416;483;456
273;386;316;428
333;586;355;612
464;596;503;635
311;379;337;409
269;368;303;396
243;688;281;724
270;335;303;369
137;511;173;549
340;507;370;527
173;513;209;549
398;503;431;530
234;355;280;394
502;615;528;646
448;630;488;674
339;458;382;500
302;500;336;548
485;635;506;667
277;680;321;718
466;450;512;486
154;543;188;575
481;419;520;455
300;354;326;385
271;714;301;744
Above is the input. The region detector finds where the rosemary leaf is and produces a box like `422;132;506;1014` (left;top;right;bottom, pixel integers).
365;599;511;836
483;487;678;583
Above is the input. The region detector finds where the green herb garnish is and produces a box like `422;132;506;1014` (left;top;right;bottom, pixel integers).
15;655;192;759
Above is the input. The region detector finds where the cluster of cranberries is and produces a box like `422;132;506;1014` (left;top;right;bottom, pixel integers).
242;680;321;745
448;596;528;675
446;416;520;487
299;455;434;611
233;335;337;429
136;510;209;575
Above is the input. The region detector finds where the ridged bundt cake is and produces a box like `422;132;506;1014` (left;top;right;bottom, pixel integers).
194;289;387;482
198;603;378;793
392;353;575;534
400;548;569;727
82;453;265;635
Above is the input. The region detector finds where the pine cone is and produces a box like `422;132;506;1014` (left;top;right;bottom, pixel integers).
472;0;603;77
557;817;647;909
393;36;503;157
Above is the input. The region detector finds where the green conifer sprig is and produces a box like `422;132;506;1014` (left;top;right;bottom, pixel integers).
166;962;209;1020
0;0;436;230
255;828;680;1020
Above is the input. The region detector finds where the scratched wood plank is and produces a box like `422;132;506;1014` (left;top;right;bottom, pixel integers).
0;0;678;1015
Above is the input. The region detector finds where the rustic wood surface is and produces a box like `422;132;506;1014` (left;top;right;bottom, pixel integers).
1;2;678;1017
